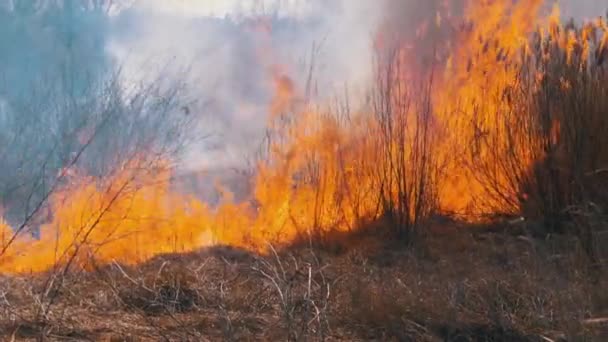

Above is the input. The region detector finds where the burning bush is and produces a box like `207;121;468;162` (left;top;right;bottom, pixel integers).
467;9;608;234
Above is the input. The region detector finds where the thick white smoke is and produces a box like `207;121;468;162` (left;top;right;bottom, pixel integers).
106;0;384;170
1;0;605;173
107;0;605;170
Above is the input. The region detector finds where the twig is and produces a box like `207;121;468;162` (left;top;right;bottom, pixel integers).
582;317;608;325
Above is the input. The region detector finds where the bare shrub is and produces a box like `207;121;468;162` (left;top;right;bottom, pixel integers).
252;245;331;341
370;44;439;242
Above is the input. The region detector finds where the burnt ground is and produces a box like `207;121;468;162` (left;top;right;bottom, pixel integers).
0;220;606;341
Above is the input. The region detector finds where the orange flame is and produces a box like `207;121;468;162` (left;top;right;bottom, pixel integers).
1;1;607;274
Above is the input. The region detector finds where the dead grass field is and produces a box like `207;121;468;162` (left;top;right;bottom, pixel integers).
0;219;605;341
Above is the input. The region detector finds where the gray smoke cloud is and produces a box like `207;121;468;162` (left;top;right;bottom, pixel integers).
558;0;607;20
107;1;383;171
107;0;604;170
1;0;605;174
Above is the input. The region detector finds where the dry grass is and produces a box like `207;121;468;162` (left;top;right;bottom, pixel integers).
0;221;605;341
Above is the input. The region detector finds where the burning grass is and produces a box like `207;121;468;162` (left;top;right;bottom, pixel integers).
0;1;607;340
1;0;607;272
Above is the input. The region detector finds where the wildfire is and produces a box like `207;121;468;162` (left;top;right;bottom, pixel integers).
1;1;606;274
434;0;546;215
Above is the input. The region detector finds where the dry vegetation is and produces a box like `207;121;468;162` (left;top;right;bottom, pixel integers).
0;220;606;341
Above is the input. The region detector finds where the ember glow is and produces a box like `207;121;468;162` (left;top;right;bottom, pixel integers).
0;0;606;274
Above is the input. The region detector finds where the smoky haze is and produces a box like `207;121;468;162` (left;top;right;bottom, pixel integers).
109;0;602;170
108;0;383;170
0;0;605;221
